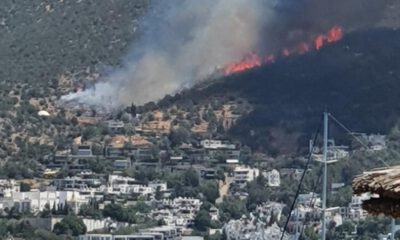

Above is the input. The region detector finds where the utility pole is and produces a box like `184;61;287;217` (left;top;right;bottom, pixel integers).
321;111;328;240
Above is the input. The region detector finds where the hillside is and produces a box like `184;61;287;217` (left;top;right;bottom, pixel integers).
166;28;400;154
0;0;148;86
0;0;148;162
0;1;400;159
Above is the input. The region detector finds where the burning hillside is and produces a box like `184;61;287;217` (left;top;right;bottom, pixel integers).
60;0;394;109
224;26;343;75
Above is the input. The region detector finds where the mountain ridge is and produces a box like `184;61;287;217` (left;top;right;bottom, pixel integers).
163;28;400;154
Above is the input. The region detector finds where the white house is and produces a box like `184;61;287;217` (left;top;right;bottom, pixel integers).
267;169;280;187
0;190;90;214
152;197;202;228
148;181;168;192
107;175;154;196
0;179;19;197
340;193;370;220
234;166;259;186
209;207;219;221
200;140;235;150
107;120;125;133
80;226;181;240
297;192;321;208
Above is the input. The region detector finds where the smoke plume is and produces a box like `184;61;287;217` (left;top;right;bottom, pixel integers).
62;0;393;109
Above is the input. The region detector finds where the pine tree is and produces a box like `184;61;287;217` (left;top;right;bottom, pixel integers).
52;202;57;215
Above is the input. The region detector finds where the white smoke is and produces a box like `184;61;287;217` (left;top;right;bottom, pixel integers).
61;0;392;109
61;0;274;108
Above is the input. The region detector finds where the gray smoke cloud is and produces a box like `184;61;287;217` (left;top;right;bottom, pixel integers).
62;0;394;109
62;0;274;108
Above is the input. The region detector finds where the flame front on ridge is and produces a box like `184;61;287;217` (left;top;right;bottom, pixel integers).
224;26;343;75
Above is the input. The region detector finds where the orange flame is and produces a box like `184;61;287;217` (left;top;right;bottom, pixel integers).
327;26;343;43
224;26;343;75
224;53;262;74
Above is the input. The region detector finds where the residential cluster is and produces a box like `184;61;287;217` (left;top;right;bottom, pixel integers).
0;106;390;240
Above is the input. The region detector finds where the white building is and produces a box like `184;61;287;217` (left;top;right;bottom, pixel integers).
0;179;19;197
79;234;157;240
200;140;235;150
209;207;219;221
53;176;101;191
0;190;90;214
255;202;284;223
340;193;369;220
140;226;181;240
290;205;322;233
297;192;321;208
224;220;289;240
267;169;280;187
73;144;93;156
107;120;125;133
234;166;260;186
79;226;182;240
367;134;387;151
107;175;153;196
152;197;202;228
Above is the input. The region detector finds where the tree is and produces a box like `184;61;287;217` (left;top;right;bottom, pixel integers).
7;206;22;219
218;197;247;220
124;123;135;138
53;215;86;236
122;206;138;224
302;225;319;240
155;186;163;200
246;180;269;207
201;182;220;203
184;168;199;187
112;226;138;235
88;157;110;174
40;203;52;218
50;202;57;215
133;201;151;214
32;229;62;240
102;203;124;221
20;182;31;192
216;169;226;183
0;220;8;238
329;186;352;207
79;204;102;219
169;127;190;147
82;126;100;140
194;210;211;232
130;103;137;117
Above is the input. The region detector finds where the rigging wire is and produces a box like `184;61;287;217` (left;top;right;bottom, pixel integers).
280;116;323;240
299;164;324;239
328;113;390;167
280;112;392;240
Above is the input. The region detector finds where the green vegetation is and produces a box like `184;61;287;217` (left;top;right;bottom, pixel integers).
102;201;151;224
0;219;62;240
53;215;86;236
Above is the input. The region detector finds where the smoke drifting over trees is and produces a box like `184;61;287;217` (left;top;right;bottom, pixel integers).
62;0;394;108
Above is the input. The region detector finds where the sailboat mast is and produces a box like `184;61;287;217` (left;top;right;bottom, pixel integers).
321;111;329;240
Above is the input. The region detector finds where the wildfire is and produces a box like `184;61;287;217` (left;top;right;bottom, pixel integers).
224;26;343;75
224;53;262;75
